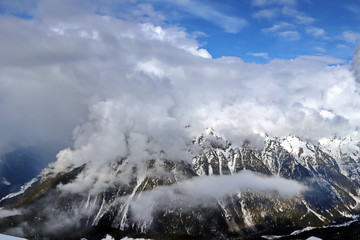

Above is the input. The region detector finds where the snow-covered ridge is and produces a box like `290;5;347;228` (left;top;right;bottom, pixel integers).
2;129;360;238
0;176;40;203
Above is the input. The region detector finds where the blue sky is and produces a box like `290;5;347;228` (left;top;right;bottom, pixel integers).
0;0;359;63
112;0;360;63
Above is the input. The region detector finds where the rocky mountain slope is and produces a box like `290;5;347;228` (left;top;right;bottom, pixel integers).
1;130;360;239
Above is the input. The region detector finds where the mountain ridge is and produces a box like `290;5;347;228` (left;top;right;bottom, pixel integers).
1;131;360;239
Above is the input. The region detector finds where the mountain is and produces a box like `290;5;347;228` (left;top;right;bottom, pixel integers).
1;131;360;239
0;150;42;200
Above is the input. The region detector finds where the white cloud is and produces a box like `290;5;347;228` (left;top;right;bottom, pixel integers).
140;23;211;58
353;44;360;83
294;15;315;24
278;30;300;40
343;30;360;43
251;0;297;7
252;9;278;19
121;3;166;24
162;0;248;33
336;44;348;49
262;22;294;33
122;170;307;223
281;6;315;24
247;52;270;59
0;1;360;178
313;46;326;53
306;26;325;37
344;4;360;15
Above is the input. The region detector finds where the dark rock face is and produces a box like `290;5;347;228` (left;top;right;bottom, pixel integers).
1;132;360;239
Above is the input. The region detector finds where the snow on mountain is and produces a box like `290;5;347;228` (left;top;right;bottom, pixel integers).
1;130;360;239
319;131;360;182
0;234;26;240
0;177;39;204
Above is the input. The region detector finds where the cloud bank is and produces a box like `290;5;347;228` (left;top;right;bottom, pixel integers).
0;0;359;166
124;170;307;223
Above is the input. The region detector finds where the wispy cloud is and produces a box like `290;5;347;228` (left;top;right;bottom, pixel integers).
163;0;248;33
306;26;325;37
252;8;278;19
251;0;297;7
262;22;299;40
343;30;360;43
294;15;314;24
313;46;326;53
280;6;315;24
262;22;294;33
247;52;270;59
278;30;300;40
344;4;360;15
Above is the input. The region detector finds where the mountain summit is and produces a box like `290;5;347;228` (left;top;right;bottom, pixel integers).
1;131;360;239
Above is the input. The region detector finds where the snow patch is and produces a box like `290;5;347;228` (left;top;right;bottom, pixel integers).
0;234;26;239
101;235;114;240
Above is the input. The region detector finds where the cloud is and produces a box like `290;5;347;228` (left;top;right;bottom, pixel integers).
1;1;360;237
124;3;166;24
281;7;314;24
262;22;294;33
294;15;314;24
247;52;270;59
306;26;325;37
344;4;360;15
278;30;300;40
313;46;325;53
121;170;307;223
251;0;297;7
343;30;360;43
161;0;248;33
252;9;278;19
353;44;360;83
0;0;360;176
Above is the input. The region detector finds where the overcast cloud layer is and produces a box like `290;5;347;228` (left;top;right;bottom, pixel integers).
0;0;360;164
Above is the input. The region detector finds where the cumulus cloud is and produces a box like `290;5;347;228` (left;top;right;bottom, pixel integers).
121;170;307;223
0;0;359;175
1;3;360;236
53;95;192;195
